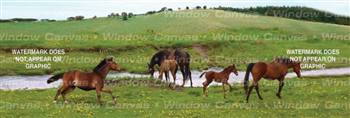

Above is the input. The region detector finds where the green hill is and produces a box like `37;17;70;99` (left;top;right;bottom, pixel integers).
0;10;349;75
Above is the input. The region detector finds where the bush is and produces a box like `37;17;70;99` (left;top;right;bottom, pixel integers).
11;18;37;22
67;17;75;21
67;16;84;21
75;16;84;20
0;19;12;23
146;11;157;15
121;12;128;20
158;7;167;12
128;12;133;18
40;19;56;22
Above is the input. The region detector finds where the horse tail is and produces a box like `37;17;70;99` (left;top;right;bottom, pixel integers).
199;72;206;78
47;73;64;84
244;63;255;95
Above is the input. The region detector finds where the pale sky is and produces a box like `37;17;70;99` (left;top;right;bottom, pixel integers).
1;0;349;19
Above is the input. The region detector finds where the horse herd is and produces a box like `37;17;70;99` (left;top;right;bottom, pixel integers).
47;49;302;105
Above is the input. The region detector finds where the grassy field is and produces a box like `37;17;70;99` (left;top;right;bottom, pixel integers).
0;10;349;75
0;76;349;117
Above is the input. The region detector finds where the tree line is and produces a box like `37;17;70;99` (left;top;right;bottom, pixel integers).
214;6;350;26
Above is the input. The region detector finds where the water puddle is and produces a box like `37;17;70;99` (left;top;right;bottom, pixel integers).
0;67;349;90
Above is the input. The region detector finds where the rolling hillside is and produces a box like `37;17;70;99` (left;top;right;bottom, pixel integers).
0;10;349;75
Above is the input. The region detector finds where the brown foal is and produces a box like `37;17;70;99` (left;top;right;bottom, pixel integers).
200;64;238;98
158;59;178;87
47;56;121;105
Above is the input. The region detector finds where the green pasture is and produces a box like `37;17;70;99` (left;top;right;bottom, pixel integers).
0;76;349;117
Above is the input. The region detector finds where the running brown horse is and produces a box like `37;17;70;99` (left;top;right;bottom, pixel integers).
199;64;238;98
47;56;121;105
244;58;301;103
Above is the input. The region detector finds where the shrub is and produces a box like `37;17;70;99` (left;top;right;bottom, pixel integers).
128;12;133;18
11;18;38;22
121;12;128;20
75;16;84;20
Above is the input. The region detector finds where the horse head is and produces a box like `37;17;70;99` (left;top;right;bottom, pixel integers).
106;57;121;71
231;64;239;76
147;63;155;78
225;64;238;76
292;62;301;78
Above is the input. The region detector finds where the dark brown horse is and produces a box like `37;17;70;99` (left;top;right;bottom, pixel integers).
175;49;193;87
199;64;238;98
244;58;301;103
47;56;121;105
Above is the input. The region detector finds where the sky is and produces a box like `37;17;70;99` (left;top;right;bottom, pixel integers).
0;0;349;20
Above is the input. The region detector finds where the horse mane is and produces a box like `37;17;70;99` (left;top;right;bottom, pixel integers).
93;59;107;72
274;57;294;65
223;65;234;72
150;49;171;65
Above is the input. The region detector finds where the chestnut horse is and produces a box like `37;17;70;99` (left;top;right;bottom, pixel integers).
158;59;178;88
244;58;301;103
47;56;121;105
199;64;238;98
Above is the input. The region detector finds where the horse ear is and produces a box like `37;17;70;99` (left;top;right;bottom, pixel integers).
106;56;114;61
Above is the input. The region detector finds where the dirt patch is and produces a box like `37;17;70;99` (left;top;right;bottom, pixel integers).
192;44;209;58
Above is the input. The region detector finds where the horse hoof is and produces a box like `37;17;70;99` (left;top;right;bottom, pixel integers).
276;94;282;99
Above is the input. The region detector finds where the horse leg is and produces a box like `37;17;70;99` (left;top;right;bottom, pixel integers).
202;79;212;97
222;82;226;99
202;81;208;97
61;86;75;104
158;71;163;80
53;86;64;103
276;80;285;99
102;88;117;105
224;81;233;92
188;70;193;88
255;83;263;100
246;80;258;103
172;70;176;89
165;71;171;87
96;88;102;105
180;66;186;87
165;71;169;83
